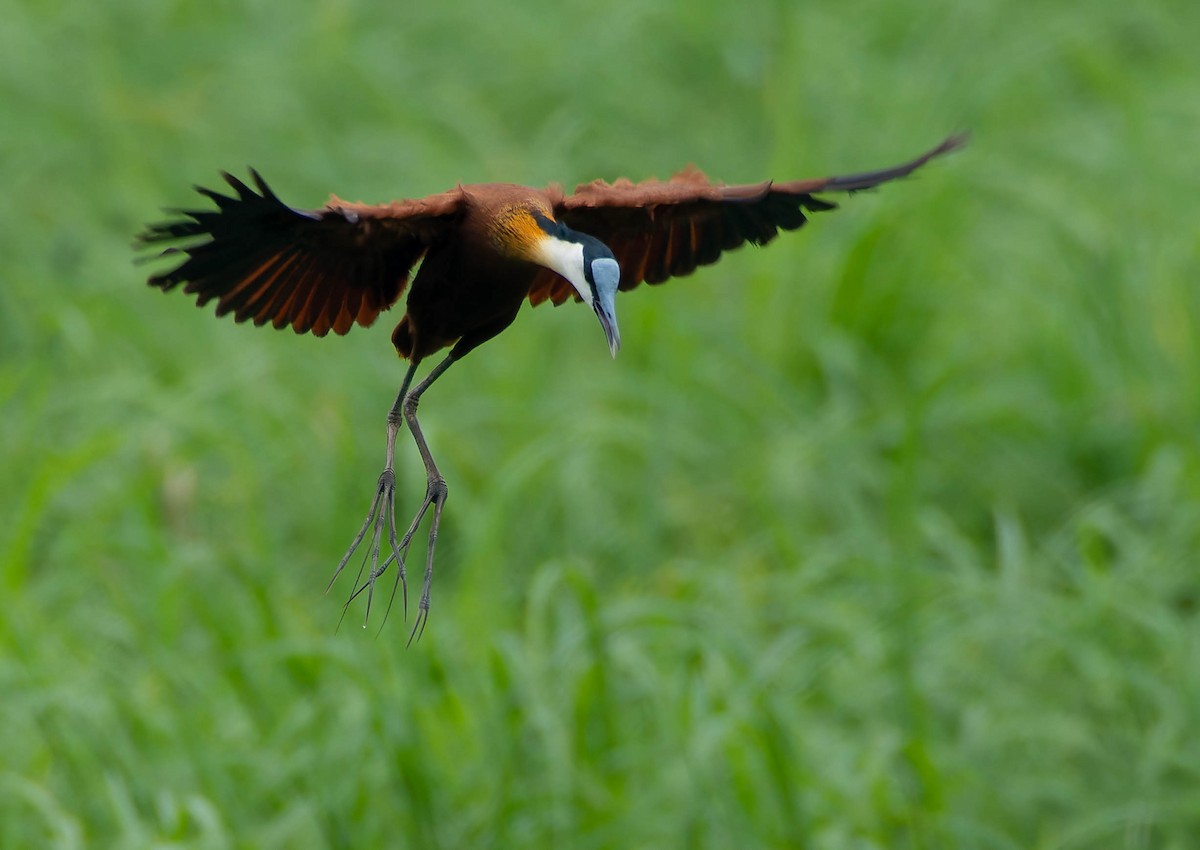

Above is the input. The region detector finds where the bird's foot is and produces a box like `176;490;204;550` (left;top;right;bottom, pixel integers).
327;468;410;630
326;469;448;643
398;474;448;645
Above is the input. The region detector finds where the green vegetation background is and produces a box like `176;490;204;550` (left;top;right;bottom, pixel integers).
3;0;1198;847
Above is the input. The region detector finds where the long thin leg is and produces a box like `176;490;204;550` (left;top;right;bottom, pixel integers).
327;359;420;626
391;355;454;644
327;354;456;639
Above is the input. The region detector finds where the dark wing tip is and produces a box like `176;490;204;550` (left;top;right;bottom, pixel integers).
220;170;260;201
930;132;970;156
249;167;280;201
927;132;970;162
820;132;968;193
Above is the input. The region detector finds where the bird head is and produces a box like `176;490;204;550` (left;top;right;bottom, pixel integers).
527;212;622;357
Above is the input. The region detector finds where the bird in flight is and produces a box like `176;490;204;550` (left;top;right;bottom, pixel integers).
139;134;965;641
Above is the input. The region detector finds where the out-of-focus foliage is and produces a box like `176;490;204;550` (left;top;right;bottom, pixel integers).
2;0;1198;847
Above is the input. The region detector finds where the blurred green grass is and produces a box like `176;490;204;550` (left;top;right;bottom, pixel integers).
3;0;1200;846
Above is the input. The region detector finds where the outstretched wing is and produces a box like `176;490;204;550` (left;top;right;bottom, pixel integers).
527;135;965;307
138;171;464;336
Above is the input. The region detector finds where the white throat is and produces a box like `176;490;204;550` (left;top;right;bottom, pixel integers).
533;237;592;306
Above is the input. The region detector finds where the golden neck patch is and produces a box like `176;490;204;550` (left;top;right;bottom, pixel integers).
489;205;551;262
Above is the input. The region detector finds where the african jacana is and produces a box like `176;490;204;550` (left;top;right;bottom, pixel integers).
139;134;965;640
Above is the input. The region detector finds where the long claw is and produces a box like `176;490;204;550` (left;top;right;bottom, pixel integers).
407;477;447;646
327;468;412;630
326;472;389;595
380;480;409;627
